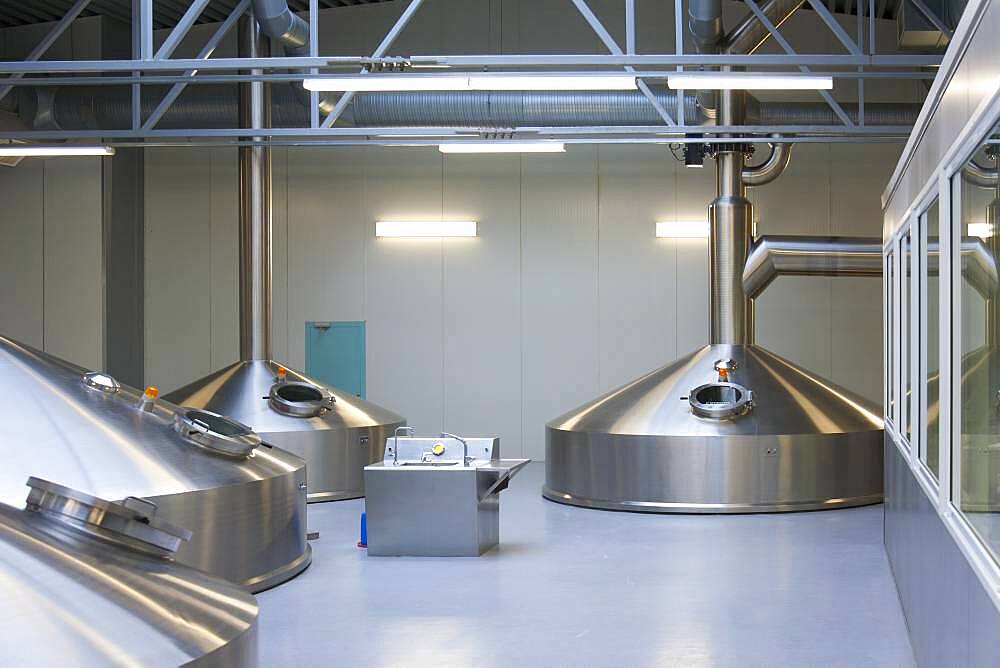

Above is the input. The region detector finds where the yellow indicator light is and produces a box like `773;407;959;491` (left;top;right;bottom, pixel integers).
432;443;446;456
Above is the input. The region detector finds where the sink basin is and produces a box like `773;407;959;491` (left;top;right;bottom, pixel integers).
399;461;460;467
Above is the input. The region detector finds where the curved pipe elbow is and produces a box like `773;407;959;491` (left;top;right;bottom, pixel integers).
742;235;999;302
742;235;883;299
742;140;792;187
961;159;998;188
253;0;309;52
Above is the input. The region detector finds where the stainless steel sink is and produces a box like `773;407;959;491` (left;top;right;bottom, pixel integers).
399;461;460;467
364;434;529;556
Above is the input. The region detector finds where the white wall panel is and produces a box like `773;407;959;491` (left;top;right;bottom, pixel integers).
520;148;600;460
441;153;523;456
42;158;103;370
144;148;213;392
597;146;677;392
364;148;445;435
209;148;240;372
0;160;44;347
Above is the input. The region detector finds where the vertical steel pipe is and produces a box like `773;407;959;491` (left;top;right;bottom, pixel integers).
987;197;1000;348
709;85;754;345
238;11;272;361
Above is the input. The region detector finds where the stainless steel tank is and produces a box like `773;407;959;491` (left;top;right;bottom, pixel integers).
164;18;405;503
1;477;258;667
545;344;884;512
0;335;310;591
165;361;405;502
544;87;884;513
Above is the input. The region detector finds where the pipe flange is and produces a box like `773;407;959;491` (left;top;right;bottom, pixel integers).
269;381;335;418
25;477;192;558
689;382;753;419
174;409;261;457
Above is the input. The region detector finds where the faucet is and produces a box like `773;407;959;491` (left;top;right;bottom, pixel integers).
441;432;471;467
393;425;415;465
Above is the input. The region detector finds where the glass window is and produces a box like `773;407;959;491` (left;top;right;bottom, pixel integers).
903;230;913;444
888;250;896;426
956;120;1000;562
923;199;940;479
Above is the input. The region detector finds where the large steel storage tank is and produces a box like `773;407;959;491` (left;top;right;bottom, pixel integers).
0;477;258;667
0;335;310;591
165;361;405;503
165;26;406;503
545;343;884;512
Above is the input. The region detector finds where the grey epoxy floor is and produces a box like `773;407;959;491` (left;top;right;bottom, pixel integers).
257;464;914;667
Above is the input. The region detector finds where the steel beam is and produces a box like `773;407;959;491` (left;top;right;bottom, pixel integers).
0;0;92;105
320;0;426;128
143;1;249;130
0;69;936;87
673;0;685;125
0;54;942;73
132;0;153;129
570;0;675;125
0;124;915;141
310;0;320;128
807;0;863;54
743;0;854;127
625;0;636;54
155;0;213;60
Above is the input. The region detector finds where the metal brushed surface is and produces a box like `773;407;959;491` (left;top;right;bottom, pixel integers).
165;360;405;502
545;344;884;512
0;336;310;591
0;501;258;667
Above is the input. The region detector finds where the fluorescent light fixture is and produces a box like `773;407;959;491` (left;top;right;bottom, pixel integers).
438;142;565;154
0;145;115;157
304;74;637;92
969;222;993;238
656;221;710;238
466;74;637;90
666;73;833;90
304;75;469;92
376;220;478;237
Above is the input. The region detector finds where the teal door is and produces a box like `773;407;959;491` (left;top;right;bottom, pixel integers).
305;321;366;398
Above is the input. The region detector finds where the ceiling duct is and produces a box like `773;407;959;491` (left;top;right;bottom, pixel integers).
542;0;886;514
0;479;259;666
18;85;921;131
896;0;965;48
164;12;406;504
0;334;312;591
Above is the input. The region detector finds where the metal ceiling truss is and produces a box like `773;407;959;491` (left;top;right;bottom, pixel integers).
0;0;942;146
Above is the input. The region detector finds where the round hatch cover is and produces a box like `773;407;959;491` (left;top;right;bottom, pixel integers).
269;381;335;418
174;409;261;457
689;382;753;419
25;477;192;558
